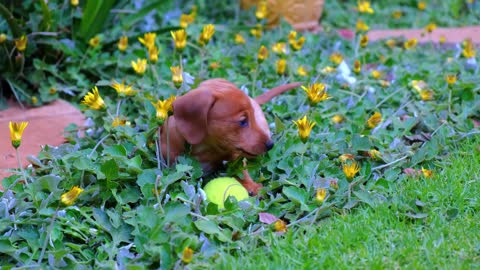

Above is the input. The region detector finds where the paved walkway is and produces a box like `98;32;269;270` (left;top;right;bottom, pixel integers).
0;100;84;180
0;25;479;184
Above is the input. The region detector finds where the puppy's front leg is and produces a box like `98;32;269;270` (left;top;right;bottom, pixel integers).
238;169;263;196
237;159;262;196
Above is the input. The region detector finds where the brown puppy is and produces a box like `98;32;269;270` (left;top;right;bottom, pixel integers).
159;78;300;195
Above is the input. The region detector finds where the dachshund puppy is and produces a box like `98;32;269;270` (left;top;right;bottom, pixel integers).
159;78;300;195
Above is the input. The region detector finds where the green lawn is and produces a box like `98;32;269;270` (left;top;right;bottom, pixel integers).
220;136;480;269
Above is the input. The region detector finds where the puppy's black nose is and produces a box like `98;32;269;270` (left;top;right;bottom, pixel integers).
265;140;274;151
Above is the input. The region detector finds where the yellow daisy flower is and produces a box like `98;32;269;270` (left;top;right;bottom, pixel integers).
9;121;28;149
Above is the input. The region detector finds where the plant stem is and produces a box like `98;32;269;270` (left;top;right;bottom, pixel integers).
37;206;59;264
88;134;110;158
16;147;28;186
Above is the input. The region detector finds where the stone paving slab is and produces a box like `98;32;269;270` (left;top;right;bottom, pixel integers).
0;100;84;182
337;26;480;44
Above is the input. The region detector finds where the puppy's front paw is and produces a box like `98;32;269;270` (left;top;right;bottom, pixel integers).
242;181;263;196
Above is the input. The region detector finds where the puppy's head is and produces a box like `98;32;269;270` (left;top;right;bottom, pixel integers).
172;79;274;159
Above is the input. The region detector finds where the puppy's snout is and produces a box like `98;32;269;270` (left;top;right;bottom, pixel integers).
265;140;274;151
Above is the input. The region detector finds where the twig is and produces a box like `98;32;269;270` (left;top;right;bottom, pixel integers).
37;206;59;264
189;212;209;221
372;155;409;171
88;134;110;158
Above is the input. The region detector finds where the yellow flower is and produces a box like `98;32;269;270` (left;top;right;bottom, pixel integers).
321;66;336;74
49;87;57;94
138;32;156;50
182;247;194;264
272;42;287;55
112;117;127;127
358;0;374;14
256;1;268;19
257;45;268;62
149;46;159;63
368;149;382;160
356;19;369;32
417;1;426;10
209;62;220;69
171;29;187;51
70;0;79;6
288;31;305;51
276;59;287;75
445;74;457;85
339;154;355;163
9;121;28;149
61;186;84;206
391;10;402;19
31;96;38;105
331;114;344;124
15;35;28;52
359;35;368;48
316;188;327;203
170;66;183;89
293;115;316;143
118;35;128;52
131;58;147;75
88;35;100;48
371;70;382;79
462;39;475;58
403;38;417;50
297;66;308;77
425;23;436;33
380;80;390;88
329;52;343;66
198;24;215;46
410;80;428;92
153;96;176;120
366;112;382;128
82;86;105;110
301;83;330;105
111;80;136;96
439;35;446;44
180;13;195;28
343;161;361;180
419;89;434;101
0;33;7;43
353;60;361;74
250;24;262;39
385;39;396;48
421;167;433;178
273;219;287;233
235;34;246;44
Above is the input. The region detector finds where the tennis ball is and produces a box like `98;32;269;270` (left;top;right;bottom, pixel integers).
203;177;249;209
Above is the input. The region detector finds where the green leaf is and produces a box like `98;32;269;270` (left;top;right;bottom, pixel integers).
103;145;127;157
32;175;62;193
164;202;191;225
351;134;372;151
78;0;116;40
0;239;16;254
194;219;230;242
274;115;286;133
101;159;119;181
353;190;376;207
283;186;310;211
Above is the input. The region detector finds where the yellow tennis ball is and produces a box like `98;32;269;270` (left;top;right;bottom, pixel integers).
203;177;249;209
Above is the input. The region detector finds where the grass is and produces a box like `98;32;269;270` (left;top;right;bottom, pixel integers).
220;136;480;269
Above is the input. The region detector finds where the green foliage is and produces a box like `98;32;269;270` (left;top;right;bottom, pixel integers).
1;0;480;268
218;137;480;269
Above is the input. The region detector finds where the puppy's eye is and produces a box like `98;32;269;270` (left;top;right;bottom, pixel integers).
239;118;249;127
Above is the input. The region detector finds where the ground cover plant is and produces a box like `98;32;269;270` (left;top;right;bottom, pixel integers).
1;0;479;268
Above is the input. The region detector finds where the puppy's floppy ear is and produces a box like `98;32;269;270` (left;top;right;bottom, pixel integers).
173;88;215;144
